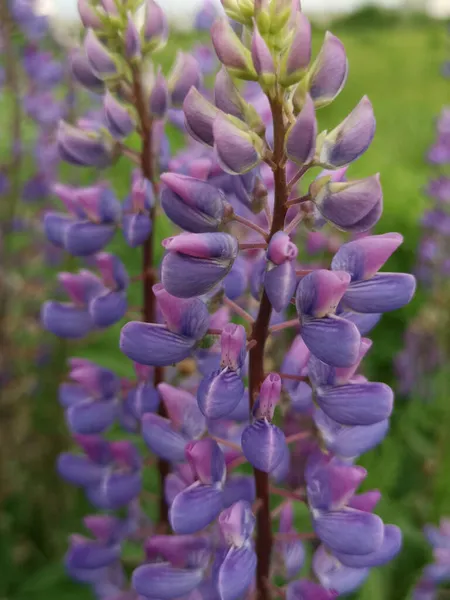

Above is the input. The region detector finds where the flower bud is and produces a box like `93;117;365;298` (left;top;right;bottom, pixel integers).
285;94;317;165
77;0;101;29
160;172;226;233
123;213;152;247
280;12;311;87
183;87;220;147
213;114;263;175
221;323;247;371
125;14;141;61
214;67;244;119
169;52;202;108
100;0;118;15
251;25;275;86
57;121;113;168
317;96;376;168
211;17;258;80
256;373;281;420
149;69;168;118
143;0;168;49
219;501;255;548
84;29;119;80
267;231;298;265
311;174;383;233
71;50;105;94
308;32;348;108
103;91;135;139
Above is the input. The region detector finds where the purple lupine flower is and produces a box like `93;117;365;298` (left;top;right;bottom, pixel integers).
169;438;226;534
161;232;239;298
120;284;210;366
197;324;246;419
59;358;120;434
58;436;142;509
296;269;361;367
142;382;206;462
42;253;128;338
332;233;416;313
44;183;120;256
122;171;154;247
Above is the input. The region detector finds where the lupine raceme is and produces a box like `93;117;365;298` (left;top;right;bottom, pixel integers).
41;1;417;598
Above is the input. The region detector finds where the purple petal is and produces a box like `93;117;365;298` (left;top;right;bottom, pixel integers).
241;420;287;473
334;524;402;567
331;233;403;281
66;539;120;570
301;316;361;367
122;213;152;247
314;409;389;457
313;175;382;233
313;508;384;555
186;439;226;486
197;369;245;420
285;95;317;165
223;256;248;300
142;413;188;462
317;382;393;426
160;174;225;233
170;482;224;534
219;500;255;547
87;471;142;509
222;476;256;508
183;87;219;147
41;301;93;339
59;383;89;408
90;291;127;328
286;579;337;600
313;545;369;595
265;261;298;312
282;541;306;580
153;284;210;340
162;243;238;299
120;322;195;366
340;310;381;335
67;399;118;434
309;32;348;108
342;273;416;313
169;52;202;108
126;382;159;419
57;453;104;487
296;269;351;318
213;114;261;175
132;562;204;599
217;546;256;600
348;490;381;513
319;96;376;168
283;12;312;82
64;221;116;256
43;212;72;247
158;383;206;438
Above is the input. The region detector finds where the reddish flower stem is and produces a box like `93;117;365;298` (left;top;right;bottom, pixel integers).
131;64;169;531
249;94;288;600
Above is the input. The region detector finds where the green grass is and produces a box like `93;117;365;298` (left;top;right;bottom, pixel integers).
2;14;450;600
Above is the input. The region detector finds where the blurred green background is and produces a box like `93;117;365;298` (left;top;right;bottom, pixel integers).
1;6;450;599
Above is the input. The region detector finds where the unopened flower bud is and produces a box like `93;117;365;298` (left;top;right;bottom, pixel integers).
211;17;258;80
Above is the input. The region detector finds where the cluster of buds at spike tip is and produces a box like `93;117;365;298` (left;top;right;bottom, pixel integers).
39;1;420;600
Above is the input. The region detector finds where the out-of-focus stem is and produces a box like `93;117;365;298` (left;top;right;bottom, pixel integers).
131;64;169;531
248;94;288;600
